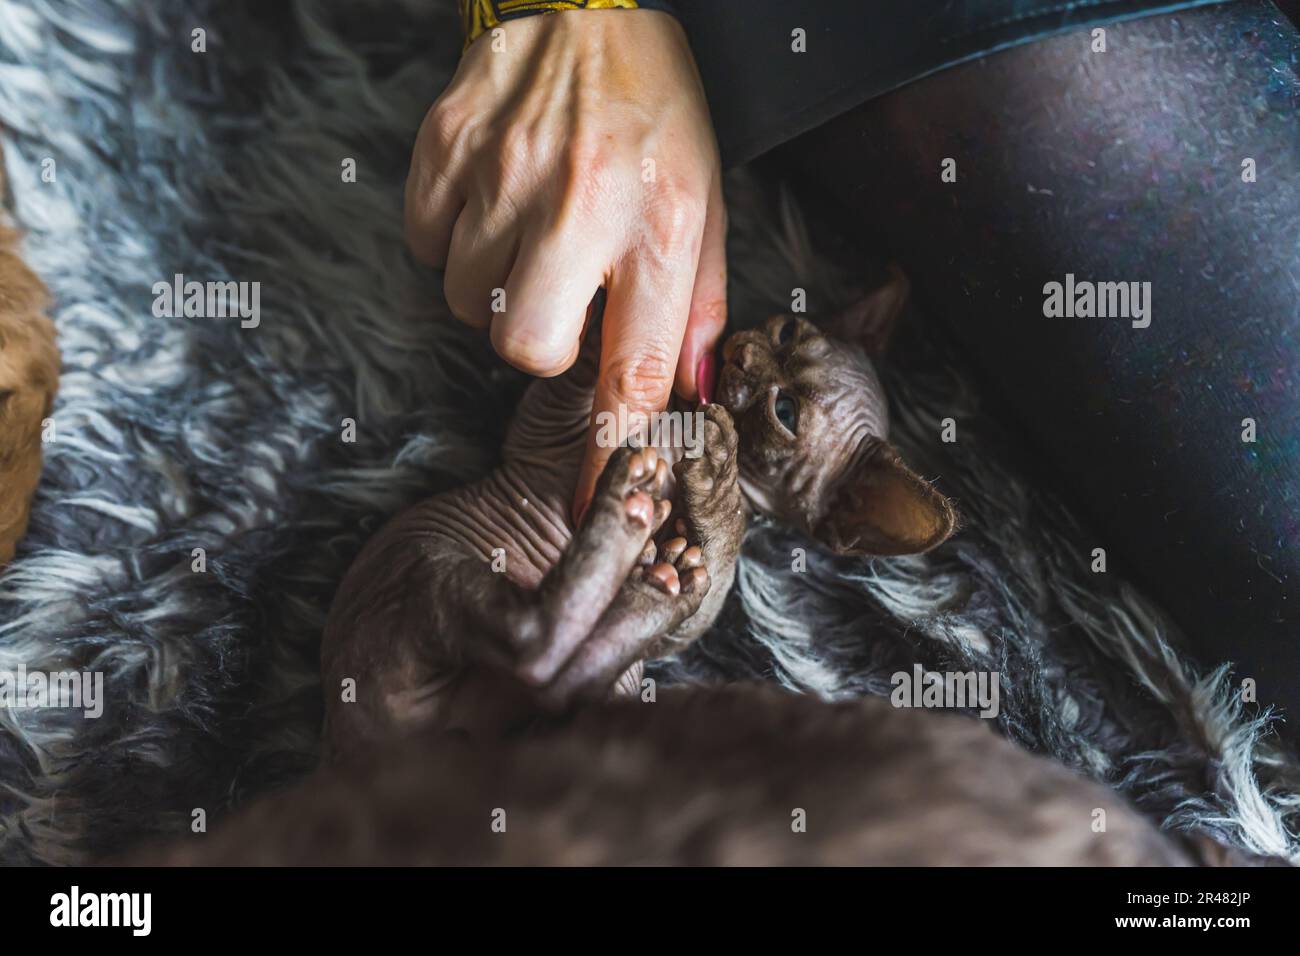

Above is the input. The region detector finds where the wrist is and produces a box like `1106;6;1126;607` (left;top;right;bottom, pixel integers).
457;0;677;51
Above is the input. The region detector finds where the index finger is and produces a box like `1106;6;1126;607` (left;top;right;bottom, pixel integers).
574;246;699;524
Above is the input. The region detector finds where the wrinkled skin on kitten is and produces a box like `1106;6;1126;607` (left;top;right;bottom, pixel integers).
717;267;954;555
322;266;955;757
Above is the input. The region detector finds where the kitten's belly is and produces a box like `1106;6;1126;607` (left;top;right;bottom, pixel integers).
428;466;578;590
441;371;696;589
430;443;685;590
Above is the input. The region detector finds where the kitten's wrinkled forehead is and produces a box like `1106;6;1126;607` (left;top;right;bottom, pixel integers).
716;313;889;444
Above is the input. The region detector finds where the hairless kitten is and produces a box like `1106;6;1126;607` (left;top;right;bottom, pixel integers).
146;268;1223;867
322;266;956;755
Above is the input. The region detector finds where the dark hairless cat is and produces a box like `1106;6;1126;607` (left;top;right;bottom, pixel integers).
322;265;957;755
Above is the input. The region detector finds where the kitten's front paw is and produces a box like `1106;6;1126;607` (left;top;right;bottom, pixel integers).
675;404;744;558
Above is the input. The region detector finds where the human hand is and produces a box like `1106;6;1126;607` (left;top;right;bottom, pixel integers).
404;10;725;522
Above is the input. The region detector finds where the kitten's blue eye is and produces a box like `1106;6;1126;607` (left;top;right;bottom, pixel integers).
777;319;796;346
774;394;798;433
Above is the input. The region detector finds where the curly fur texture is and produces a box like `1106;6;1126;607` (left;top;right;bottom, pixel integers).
0;0;1296;865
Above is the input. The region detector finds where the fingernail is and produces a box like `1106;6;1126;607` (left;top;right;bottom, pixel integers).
696;351;716;405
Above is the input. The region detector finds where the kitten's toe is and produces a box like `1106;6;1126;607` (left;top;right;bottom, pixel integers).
593;444;659;516
645;562;680;596
650;497;672;535
658;536;689;565
625;445;657;485
675;545;704;570
647;456;671;499
623;489;655;527
676;406;739;498
700;403;739;465
679;565;709;597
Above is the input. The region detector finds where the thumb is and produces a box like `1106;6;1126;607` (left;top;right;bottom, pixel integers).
674;175;727;403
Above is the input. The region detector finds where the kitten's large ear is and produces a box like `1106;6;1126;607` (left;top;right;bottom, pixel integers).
829;263;910;358
813;442;956;556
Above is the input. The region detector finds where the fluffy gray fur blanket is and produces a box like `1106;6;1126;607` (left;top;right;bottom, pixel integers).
0;0;1296;865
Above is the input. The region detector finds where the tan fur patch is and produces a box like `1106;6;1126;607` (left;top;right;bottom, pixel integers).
0;151;60;566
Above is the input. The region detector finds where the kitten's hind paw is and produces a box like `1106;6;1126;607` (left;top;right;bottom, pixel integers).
643;530;708;600
513;444;671;686
537;528;712;710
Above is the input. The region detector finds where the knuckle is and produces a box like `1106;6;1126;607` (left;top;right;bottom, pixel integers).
563;133;611;182
643;181;707;258
492;123;550;187
606;351;675;409
495;124;529;166
553;136;617;225
491;322;576;377
426;97;472;155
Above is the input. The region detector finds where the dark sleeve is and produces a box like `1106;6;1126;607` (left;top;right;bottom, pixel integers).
457;1;677;49
669;0;1223;167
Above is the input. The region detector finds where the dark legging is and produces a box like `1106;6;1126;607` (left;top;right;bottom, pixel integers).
780;1;1300;736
